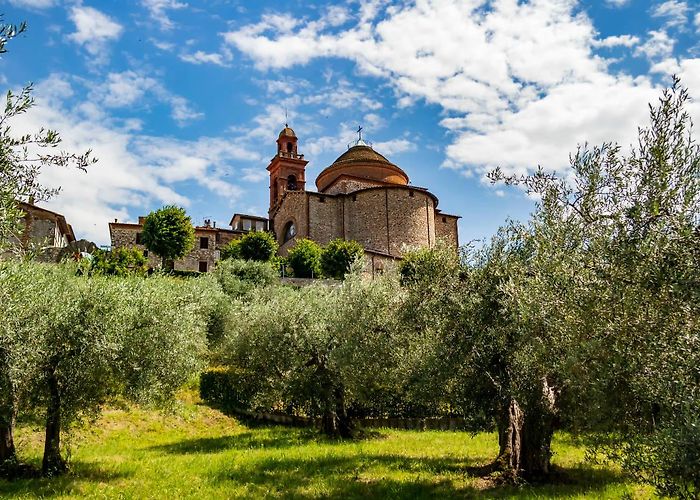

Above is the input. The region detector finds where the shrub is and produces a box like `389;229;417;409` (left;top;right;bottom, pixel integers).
91;247;148;276
220;239;241;260
286;238;322;278
212;259;278;299
320;239;364;280
238;231;278;261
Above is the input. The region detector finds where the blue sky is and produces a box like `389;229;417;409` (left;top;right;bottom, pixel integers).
3;0;700;246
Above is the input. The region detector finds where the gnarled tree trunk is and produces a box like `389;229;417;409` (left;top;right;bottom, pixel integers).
495;377;557;480
317;363;353;439
42;363;66;477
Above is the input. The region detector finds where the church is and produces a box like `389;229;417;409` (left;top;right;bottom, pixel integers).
268;126;460;275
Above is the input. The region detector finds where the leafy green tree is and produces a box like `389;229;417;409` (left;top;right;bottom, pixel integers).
220;239;241;260
141;206;195;270
286;238;322;278
237;231;278;262
0;18;95;253
320;239;364;279
90;247;148;276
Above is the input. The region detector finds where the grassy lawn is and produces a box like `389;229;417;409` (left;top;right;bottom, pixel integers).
1;393;654;499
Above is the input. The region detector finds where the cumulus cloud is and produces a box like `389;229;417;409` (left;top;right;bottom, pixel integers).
635;30;675;60
8;74;260;244
67;6;123;64
222;0;673;179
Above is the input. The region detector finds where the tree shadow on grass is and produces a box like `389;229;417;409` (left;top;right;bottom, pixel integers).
150;426;322;455
214;453;635;499
0;461;133;498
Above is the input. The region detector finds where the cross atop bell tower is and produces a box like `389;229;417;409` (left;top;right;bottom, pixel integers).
268;125;308;216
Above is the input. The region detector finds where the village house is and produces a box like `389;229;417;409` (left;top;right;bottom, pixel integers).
108;214;265;273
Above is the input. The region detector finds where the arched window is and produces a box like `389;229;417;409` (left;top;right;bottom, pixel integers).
287;174;297;191
287;142;293;153
283;221;297;243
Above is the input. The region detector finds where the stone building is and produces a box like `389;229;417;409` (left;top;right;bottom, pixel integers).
108;214;262;272
268;126;460;275
15;201;76;249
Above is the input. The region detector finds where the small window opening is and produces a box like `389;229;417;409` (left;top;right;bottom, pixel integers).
287;142;293;153
199;261;208;273
409;190;415;198
352;194;357;201
283;221;297;243
442;217;447;223
143;250;149;257
135;232;142;244
319;196;325;203
200;237;209;249
287;174;298;191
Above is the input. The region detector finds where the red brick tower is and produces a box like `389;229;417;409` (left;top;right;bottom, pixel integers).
267;125;308;216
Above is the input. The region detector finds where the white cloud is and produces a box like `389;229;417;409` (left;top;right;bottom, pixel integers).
592;34;640;48
635;30;675;60
8;74;259;244
141;0;188;30
651;1;689;29
604;0;630;7
223;0;672;180
179;47;233;67
67;6;123;64
88;70;202;126
7;0;55;8
695;12;700;30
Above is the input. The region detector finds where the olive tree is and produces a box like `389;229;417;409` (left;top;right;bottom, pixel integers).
216;274;404;438
0;262;211;476
485;77;700;493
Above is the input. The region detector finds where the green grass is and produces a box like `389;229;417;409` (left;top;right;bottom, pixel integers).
1;394;654;499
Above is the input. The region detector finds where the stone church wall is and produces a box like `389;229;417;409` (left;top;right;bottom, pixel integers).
323;177;383;195
307;194;343;245
344;189;390;254
386;188;435;255
273;191;308;255
435;214;459;248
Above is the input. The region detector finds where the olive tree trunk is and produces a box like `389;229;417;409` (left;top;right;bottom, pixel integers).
0;351;18;469
42;363;66;476
316;362;353;439
495;377;557;480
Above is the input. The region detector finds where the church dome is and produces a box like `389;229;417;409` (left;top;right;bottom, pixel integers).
316;144;409;192
278;126;297;138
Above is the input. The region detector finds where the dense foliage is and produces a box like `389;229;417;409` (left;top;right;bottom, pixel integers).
0;262;213;476
320;239;364;280
90;247;148;276
286;238;323;278
237;231;278;261
141;205;195;269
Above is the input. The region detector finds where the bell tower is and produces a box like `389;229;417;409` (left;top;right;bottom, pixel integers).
267;125;308;216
